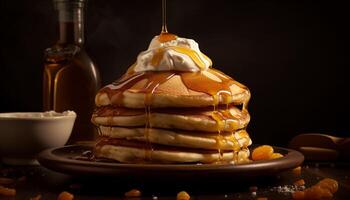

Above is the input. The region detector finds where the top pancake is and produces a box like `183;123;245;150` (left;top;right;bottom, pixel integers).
95;68;250;108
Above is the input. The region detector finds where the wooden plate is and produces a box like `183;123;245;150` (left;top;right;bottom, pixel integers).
38;145;304;179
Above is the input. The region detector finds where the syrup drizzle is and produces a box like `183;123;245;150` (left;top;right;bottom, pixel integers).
151;48;165;66
144;103;152;160
158;0;177;43
143;72;175;160
158;33;177;43
161;0;168;34
170;46;208;70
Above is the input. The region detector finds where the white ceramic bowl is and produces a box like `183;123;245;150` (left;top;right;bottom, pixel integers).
0;111;76;165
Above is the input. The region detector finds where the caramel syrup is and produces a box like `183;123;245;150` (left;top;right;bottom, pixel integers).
170;46;209;70
158;33;177;43
144;103;152;160
144;72;175;160
158;0;177;43
161;0;168;34
151;48;165;66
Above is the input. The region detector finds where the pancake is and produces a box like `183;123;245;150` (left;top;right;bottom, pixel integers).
97;126;251;150
92;34;253;164
92;106;250;132
95;69;250;108
94;139;251;164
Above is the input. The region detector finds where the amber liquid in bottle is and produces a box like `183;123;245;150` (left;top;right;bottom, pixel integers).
43;0;101;143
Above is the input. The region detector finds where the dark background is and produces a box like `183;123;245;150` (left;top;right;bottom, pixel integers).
0;0;348;146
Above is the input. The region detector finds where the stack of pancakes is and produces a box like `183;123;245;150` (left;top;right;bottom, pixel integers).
92;68;252;164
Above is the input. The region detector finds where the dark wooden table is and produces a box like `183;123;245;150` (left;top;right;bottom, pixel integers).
1;162;349;200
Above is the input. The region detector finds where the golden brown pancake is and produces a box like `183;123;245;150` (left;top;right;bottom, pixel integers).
95;69;250;108
92;105;250;132
92;56;252;163
97;127;251;150
94;139;251;164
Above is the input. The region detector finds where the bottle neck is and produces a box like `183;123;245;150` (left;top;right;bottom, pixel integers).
57;8;84;46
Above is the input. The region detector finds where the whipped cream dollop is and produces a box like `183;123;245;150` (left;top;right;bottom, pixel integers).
132;35;212;72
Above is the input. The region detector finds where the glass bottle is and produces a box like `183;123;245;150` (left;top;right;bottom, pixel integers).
43;0;101;143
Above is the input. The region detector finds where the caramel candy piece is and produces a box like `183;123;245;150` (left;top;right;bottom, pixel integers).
177;191;190;200
57;191;74;200
125;189;142;197
252;145;273;161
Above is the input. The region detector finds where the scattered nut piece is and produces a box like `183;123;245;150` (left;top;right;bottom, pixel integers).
30;194;42;200
294;179;305;186
257;197;268;200
0;186;16;196
252;145;274;161
0;177;15;185
177;191;190;200
57;191;74;200
125;189;141;197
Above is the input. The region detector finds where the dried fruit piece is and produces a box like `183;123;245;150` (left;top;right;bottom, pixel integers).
318;188;333;198
292;166;302;176
257;197;268;200
292;178;338;200
270;153;283;159
252;145;274;161
125;189;142;197
177;191;190;200
317;178;338;193
0;186;16;196
57;191;74;200
304;185;323;200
